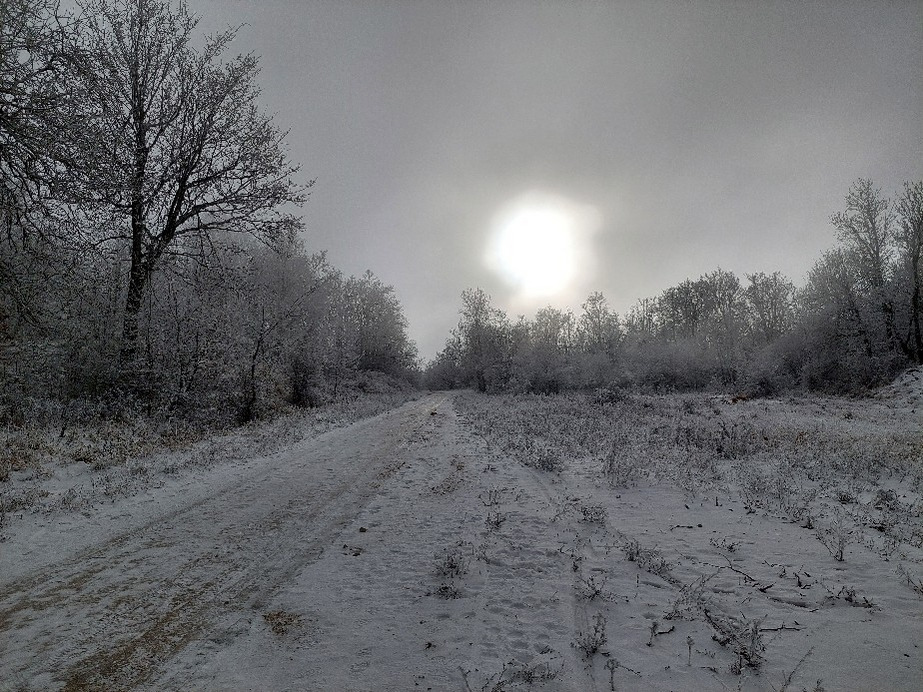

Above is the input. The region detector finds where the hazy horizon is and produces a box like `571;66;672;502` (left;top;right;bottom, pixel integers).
189;0;923;359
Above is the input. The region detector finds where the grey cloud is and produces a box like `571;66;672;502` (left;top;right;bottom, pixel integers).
190;0;922;358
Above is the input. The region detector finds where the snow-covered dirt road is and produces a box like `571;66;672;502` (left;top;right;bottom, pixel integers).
2;390;921;691
1;394;456;690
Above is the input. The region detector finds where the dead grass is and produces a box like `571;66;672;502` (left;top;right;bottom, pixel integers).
263;609;303;636
456;389;923;571
454;388;923;685
572;612;608;659
0;391;418;521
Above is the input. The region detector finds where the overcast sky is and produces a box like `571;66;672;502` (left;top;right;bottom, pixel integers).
191;0;922;359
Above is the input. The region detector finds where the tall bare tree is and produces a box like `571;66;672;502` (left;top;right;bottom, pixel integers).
457;288;510;392
342;271;417;375
744;271;795;345
577;291;620;356
830;179;897;353
65;0;309;370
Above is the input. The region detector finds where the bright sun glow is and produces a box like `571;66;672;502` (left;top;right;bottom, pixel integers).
493;207;575;296
487;192;600;300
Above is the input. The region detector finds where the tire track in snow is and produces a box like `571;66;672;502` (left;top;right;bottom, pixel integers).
0;394;446;691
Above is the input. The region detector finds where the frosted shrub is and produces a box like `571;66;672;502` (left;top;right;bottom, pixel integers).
579;502;607;525
603;430;639;488
816;506;852;561
434;544;469;579
572;613;607;659
593;387;627;406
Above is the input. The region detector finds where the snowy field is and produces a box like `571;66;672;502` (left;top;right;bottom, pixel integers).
0;377;921;691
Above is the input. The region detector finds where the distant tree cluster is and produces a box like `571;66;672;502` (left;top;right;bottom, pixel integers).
427;179;922;395
0;0;416;424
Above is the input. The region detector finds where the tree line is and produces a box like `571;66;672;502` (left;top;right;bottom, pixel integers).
427;179;923;395
4;1;918;423
0;0;417;424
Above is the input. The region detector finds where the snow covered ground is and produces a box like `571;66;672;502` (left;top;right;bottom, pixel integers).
0;378;921;691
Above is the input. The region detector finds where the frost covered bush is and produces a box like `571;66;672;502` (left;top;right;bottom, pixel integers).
434;544;469;579
593;386;627;406
572;613;608;659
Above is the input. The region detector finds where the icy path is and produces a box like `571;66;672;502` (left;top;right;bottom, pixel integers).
1;394;460;690
150;393;587;692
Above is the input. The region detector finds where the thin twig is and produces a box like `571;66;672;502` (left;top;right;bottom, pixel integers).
759;623;803;633
459;667;474;692
720;555;759;582
779;646;814;692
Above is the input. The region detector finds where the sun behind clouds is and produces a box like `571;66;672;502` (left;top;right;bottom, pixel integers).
486;191;601;302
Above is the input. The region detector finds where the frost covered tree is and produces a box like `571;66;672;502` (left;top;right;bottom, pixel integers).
744;272;795;345
576;291;620;356
512;306;575;393
0;0;73;215
658;279;707;341
895;181;923;363
342;271;417;376
456;288;510;392
63;0;309;371
0;0;424;422
0;0;77;336
623;297;657;338
830;179;897;354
